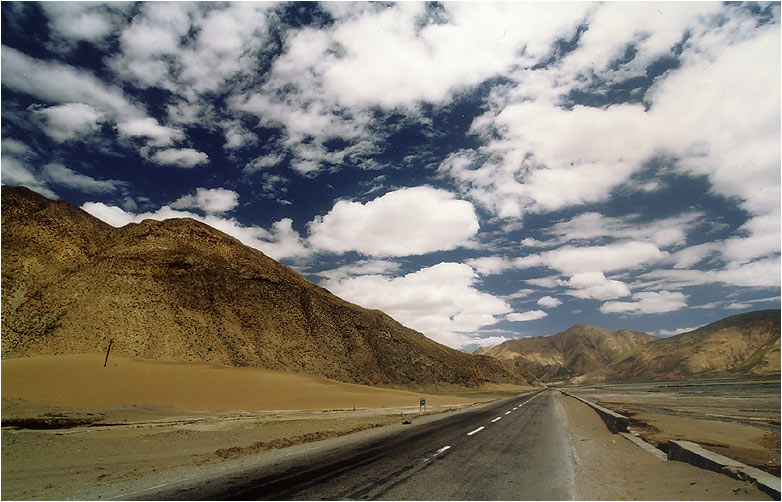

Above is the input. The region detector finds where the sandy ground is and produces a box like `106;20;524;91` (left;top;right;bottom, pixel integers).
1;353;489;411
1;354;527;500
565;379;781;477
559;392;773;500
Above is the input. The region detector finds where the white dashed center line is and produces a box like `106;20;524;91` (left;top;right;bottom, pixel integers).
434;445;451;456
465;395;543;438
422;445;452;463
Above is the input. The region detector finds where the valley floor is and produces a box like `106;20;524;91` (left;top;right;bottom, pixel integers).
1;355;778;500
3;392;774;501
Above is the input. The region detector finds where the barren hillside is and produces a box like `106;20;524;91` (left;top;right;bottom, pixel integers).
1;186;528;387
609;310;781;380
477;311;780;383
476;324;654;382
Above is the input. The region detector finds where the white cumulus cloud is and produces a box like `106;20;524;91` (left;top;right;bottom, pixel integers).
117;117;185;147
308;186;479;257
42;163;123;194
32;103;105;142
0;45;142;120
232;2;589;175
151;148;209;168
171;188;239;214
639;257;781;290
517;241;667;276
506;310;548;322
466;256;514;276
546;212;700;249
441;3;780;248
565;271;632;301
537;296;562;308
322;262;513;349
42;2;128;44
601;290;688;315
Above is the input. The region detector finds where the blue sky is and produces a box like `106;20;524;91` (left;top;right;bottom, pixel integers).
2;2;780;352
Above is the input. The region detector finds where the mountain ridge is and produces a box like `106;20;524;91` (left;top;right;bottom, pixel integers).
475;324;655;382
1;186;528;388
477;311;780;384
611;309;780;381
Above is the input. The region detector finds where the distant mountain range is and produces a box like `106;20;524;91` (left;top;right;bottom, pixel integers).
476;310;780;384
1;186;527;388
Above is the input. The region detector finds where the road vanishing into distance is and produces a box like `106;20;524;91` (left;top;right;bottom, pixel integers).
164;389;577;500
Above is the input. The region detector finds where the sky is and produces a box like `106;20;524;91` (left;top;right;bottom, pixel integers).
2;1;780;353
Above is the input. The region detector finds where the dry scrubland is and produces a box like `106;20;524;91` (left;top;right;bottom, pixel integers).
1;353;531;500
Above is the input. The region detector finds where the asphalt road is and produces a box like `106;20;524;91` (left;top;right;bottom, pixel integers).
169;388;576;500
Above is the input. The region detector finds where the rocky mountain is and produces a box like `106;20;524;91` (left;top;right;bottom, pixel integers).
475;324;655;382
609;310;780;380
477;311;780;383
1;186;528;388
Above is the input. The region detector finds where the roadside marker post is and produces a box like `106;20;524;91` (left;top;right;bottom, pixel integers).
420;397;426;414
104;339;113;367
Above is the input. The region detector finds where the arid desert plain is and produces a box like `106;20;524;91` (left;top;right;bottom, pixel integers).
2;353;779;500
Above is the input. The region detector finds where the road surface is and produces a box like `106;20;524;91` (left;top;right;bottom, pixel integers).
167;389;577;500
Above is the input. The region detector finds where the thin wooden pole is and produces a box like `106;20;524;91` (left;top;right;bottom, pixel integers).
104;339;113;367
